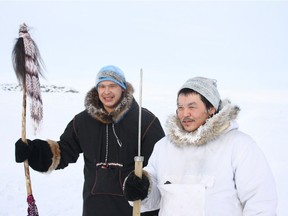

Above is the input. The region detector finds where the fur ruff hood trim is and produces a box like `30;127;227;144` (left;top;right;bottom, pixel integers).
84;82;134;124
166;99;240;147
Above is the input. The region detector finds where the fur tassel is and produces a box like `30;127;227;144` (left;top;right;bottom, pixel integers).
12;23;44;134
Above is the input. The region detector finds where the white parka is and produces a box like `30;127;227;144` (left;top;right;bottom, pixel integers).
141;100;277;216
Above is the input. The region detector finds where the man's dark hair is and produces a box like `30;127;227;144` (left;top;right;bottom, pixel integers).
178;88;214;111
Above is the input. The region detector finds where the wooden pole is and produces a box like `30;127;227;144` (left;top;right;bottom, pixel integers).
22;80;33;197
12;23;40;215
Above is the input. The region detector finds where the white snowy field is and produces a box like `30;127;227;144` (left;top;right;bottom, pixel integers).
0;86;287;215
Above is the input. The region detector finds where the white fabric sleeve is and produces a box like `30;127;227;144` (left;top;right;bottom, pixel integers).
232;134;277;216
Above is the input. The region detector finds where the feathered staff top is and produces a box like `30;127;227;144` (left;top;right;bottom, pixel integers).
12;23;44;134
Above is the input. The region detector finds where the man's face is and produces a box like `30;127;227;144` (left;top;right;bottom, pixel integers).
177;93;214;132
97;80;124;113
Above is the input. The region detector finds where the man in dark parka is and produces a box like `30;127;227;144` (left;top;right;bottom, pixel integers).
15;65;165;216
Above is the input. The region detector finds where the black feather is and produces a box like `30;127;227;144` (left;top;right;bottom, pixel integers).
12;37;26;84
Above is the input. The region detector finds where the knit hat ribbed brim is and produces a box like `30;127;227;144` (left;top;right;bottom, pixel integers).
95;65;126;90
179;77;221;110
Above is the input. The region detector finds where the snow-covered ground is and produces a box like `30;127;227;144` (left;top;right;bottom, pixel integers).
1;85;287;215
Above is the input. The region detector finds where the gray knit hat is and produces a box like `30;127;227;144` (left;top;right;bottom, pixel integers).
179;77;221;110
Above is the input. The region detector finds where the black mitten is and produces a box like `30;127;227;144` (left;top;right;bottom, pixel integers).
15;138;53;172
15;138;32;162
123;171;150;201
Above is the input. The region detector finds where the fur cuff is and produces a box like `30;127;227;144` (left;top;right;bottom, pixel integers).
46;140;61;172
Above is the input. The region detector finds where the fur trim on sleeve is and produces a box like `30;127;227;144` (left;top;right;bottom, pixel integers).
46;139;61;172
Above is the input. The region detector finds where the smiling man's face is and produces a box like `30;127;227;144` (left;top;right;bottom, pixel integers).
97;80;124;113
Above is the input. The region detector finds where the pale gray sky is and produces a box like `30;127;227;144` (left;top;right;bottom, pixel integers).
1;3;287;214
1;0;288;95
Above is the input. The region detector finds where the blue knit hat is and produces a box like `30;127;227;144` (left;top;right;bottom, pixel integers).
95;65;126;90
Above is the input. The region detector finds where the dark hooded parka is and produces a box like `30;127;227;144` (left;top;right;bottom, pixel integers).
32;82;165;216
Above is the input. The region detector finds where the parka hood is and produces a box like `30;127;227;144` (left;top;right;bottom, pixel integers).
84;82;134;124
166;99;240;147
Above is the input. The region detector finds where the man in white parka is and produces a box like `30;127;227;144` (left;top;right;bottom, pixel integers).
123;77;277;216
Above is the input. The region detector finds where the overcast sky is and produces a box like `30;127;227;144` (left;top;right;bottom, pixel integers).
1;2;287;214
1;0;288;96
